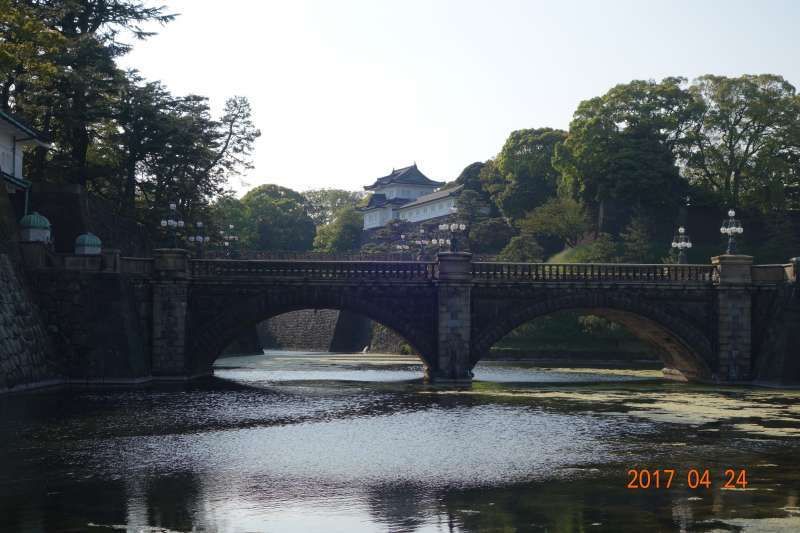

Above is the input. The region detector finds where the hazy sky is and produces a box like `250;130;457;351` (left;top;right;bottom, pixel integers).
120;0;800;194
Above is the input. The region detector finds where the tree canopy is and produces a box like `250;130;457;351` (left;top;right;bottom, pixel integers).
481;128;566;221
303;189;363;226
313;207;363;252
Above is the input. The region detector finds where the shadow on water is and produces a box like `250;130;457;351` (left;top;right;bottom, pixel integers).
1;351;800;532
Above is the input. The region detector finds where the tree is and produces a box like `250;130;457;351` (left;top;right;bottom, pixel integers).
517;196;590;248
482;128;567;221
454;161;497;221
467;217;515;254
497;235;543;262
619;214;658;263
303;189;363;226
8;0;176;184
0;0;63;111
240;184;315;250
571;233;619;263
455;189;491;226
455;161;485;192
680;74;800;208
361;219;413;253
556;114;686;233
209;194;255;248
313;207;363;252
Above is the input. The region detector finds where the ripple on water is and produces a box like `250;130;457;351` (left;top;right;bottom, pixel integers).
67;404;629;490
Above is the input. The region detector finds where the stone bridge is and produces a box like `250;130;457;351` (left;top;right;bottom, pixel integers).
21;245;800;385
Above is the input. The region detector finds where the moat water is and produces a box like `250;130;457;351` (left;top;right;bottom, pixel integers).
1;351;800;532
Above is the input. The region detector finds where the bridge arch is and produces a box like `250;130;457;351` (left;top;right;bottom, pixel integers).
185;284;438;378
471;292;715;381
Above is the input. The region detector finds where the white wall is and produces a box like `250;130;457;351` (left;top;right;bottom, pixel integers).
363;207;395;229
377;184;436;200
398;198;455;223
0;131;14;177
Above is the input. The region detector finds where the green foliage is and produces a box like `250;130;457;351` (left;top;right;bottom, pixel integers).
2;1;261;238
680;74;800;208
619;214;659;263
496;311;642;353
556;96;686;233
0;1;64;111
313;207;363;252
303;189;363;226
239;185;315;250
570;233;619;263
517;196;589;248
467;217;515;254
94;81;260;228
454;161;485;191
209;194;255;247
4;0;176;185
482;128;566;221
757;211;800;263
361;219;413;253
497;235;543;262
455;189;491;226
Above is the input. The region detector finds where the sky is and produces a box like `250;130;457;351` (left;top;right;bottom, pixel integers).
120;0;800;195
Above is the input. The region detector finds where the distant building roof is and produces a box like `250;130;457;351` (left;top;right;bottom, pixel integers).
364;164;445;191
359;193;411;211
0;109;51;146
397;184;463;210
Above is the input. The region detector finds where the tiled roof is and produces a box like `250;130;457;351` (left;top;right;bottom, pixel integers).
360;193;411;211
364;164;445;191
397;184;462;210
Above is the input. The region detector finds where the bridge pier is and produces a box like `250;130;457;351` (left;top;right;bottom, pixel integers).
712;255;753;382
429;252;473;383
151;249;191;378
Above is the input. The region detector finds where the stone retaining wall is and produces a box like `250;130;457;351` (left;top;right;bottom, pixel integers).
26;269;152;382
256;309;409;354
0;253;59;392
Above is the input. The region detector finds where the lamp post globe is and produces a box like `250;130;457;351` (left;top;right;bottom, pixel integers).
720;208;744;255
671;226;692;264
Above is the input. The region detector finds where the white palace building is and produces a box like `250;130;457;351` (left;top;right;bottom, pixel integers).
360;164;463;230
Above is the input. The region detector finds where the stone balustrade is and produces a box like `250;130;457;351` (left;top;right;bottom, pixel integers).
472;262;716;283
188;259;437;281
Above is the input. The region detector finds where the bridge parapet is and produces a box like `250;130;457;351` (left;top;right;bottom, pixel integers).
188;259;436;281
471;262;716;284
751;263;796;284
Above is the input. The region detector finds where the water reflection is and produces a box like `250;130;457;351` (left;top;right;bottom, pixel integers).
1;351;799;532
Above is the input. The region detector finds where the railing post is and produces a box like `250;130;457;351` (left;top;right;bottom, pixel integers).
430;251;473;383
790;257;800;284
711;254;753;382
151;248;191;377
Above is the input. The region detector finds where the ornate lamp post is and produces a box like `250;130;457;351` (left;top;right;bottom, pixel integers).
159;202;185;248
438;222;467;252
720;209;744;255
671;226;692;264
219;224;240;258
187;221;211;258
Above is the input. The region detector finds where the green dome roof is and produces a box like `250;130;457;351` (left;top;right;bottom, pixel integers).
19;211;51;230
75;232;102;247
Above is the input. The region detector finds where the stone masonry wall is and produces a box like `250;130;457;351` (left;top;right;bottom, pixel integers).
0;253;59;392
27;270;152;382
256;309;408;354
258;309;341;351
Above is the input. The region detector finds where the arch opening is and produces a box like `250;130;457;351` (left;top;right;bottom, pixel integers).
473;297;715;382
217;308;420;359
186;286;436;380
211;308;429;380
